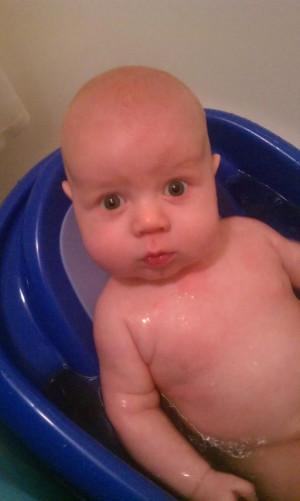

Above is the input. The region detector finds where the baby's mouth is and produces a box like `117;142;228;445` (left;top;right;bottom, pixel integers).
143;252;174;267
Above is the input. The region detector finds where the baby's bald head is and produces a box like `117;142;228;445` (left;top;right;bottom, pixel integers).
62;65;205;125
61;66;208;173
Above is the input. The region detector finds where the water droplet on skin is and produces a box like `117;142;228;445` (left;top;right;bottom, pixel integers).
180;471;191;478
173;292;196;302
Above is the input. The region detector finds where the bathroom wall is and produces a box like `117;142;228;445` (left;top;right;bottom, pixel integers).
1;0;299;202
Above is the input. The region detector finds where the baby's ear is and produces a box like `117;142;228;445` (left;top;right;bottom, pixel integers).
62;180;73;200
212;153;221;174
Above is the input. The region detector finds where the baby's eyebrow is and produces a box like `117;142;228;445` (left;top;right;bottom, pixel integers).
169;159;201;174
95;177;130;193
93;171;127;186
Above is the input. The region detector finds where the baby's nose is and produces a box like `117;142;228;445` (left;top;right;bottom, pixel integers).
132;203;171;237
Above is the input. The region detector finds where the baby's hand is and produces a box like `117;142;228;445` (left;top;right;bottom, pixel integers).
191;468;257;501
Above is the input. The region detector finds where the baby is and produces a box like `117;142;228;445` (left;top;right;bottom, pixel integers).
61;66;300;501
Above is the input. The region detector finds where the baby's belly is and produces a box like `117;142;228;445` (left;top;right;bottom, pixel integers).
153;342;300;451
160;393;266;460
160;384;300;462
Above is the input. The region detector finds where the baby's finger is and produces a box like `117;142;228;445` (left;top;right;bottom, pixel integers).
237;486;258;501
234;478;257;501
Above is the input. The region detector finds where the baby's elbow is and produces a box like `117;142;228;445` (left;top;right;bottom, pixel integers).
105;387;160;429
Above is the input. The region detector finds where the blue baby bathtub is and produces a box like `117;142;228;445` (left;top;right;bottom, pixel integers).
0;110;300;500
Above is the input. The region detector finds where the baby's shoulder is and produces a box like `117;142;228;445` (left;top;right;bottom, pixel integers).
222;215;279;241
94;279;132;339
221;216;297;266
95;277;145;319
96;277;126;309
223;215;263;230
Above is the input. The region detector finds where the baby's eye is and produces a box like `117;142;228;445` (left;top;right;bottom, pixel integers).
100;194;124;210
165;180;187;197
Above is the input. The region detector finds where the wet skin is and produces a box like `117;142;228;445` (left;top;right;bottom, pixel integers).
95;216;300;501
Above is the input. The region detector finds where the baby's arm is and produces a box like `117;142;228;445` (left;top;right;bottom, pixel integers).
265;224;300;290
94;293;256;501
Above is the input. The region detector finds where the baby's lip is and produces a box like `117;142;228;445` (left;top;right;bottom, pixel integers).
143;252;174;267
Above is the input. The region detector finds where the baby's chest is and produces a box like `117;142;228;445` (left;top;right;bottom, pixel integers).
128;274;290;391
130;290;232;381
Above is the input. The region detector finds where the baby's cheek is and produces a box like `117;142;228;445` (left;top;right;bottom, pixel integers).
92;247;115;271
82;233;111;267
91;241;129;276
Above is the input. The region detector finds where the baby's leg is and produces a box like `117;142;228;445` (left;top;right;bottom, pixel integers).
223;438;300;501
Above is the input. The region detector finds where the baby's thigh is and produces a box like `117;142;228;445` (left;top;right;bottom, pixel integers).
225;438;300;501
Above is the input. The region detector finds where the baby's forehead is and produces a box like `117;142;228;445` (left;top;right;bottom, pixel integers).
61;67;207;176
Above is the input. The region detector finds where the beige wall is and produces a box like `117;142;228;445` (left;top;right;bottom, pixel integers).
1;0;299;202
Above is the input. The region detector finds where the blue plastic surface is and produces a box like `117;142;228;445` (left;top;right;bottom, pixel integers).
0;110;300;500
0;423;76;500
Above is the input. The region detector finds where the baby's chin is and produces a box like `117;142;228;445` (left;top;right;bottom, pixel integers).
116;262;194;284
